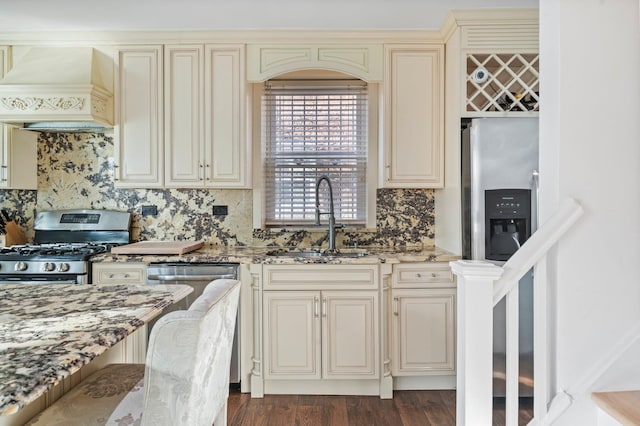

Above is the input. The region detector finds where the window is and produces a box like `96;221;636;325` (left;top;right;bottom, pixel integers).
262;79;368;226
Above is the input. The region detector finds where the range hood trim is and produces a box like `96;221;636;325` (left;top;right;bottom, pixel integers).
21;121;112;133
0;84;113;129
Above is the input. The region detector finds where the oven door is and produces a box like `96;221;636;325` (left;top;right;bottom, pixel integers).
0;274;85;285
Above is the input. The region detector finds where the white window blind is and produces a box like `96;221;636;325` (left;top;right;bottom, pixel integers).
263;80;368;226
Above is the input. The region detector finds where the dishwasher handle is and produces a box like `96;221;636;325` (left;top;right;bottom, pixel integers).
147;274;237;281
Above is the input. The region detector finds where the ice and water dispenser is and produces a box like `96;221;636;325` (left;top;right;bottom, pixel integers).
484;189;531;261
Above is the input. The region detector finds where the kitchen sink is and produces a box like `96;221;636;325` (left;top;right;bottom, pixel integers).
266;249;369;258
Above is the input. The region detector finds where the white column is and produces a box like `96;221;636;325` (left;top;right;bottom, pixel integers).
450;260;504;426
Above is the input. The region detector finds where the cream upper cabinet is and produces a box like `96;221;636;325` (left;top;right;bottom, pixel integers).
204;45;248;187
0;127;37;190
164;45;204;186
164;44;248;188
114;45;164;188
382;44;444;188
0;47;37;190
391;263;456;376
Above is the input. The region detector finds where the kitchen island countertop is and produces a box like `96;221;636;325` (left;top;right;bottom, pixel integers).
90;244;460;265
0;283;192;417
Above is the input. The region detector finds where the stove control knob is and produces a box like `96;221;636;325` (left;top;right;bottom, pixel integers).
58;263;70;272
44;262;56;272
15;261;28;272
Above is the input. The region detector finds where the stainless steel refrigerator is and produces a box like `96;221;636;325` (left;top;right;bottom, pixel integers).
461;117;539;397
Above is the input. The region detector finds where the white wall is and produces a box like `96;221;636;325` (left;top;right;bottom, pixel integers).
540;0;640;424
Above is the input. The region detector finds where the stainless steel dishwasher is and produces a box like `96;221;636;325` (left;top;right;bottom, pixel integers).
147;262;240;385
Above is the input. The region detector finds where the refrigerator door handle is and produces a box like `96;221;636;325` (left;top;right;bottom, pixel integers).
532;169;540;230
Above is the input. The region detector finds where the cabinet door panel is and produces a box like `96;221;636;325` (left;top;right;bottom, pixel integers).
165;45;204;187
323;291;379;379
0;47;7;189
0;124;7;188
0;47;37;190
114;46;163;187
7;129;37;189
264;291;321;379
392;289;455;375
205;45;247;187
383;45;444;188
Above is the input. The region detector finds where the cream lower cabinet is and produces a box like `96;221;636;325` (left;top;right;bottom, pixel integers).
392;288;455;375
263;291;321;378
264;290;378;380
254;264;380;396
391;263;456;376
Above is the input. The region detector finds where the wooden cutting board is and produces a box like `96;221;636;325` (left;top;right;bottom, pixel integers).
111;240;205;255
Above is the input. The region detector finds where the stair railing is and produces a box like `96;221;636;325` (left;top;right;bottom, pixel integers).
451;198;584;426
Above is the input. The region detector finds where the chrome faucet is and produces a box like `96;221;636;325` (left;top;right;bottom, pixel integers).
315;175;342;252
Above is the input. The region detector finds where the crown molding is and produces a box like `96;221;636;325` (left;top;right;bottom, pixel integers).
0;29;445;46
0;9;539;46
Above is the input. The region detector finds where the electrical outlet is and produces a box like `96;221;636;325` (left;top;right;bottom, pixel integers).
141;205;158;216
213;205;228;216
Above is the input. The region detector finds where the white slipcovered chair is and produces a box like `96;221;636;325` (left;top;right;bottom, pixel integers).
26;278;241;426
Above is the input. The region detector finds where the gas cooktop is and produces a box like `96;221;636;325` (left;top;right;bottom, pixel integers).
0;243;114;261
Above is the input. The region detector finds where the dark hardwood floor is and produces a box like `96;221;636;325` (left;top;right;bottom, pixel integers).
227;389;533;425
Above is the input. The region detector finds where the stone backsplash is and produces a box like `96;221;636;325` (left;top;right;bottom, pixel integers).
0;132;434;247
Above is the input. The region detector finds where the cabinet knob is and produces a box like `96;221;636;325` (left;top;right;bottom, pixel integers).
432;273;437;278
416;273;422;278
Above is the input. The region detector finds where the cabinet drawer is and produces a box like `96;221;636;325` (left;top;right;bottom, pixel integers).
92;263;146;285
263;264;378;290
393;263;454;288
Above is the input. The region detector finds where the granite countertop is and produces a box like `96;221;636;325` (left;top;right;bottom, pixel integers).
90;244;460;265
0;284;192;417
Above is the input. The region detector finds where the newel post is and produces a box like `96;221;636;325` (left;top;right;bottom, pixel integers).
450;260;504;426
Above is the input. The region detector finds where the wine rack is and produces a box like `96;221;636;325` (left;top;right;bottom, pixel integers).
466;53;539;114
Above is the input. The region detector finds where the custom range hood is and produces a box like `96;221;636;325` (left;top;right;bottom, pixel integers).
0;47;113;132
